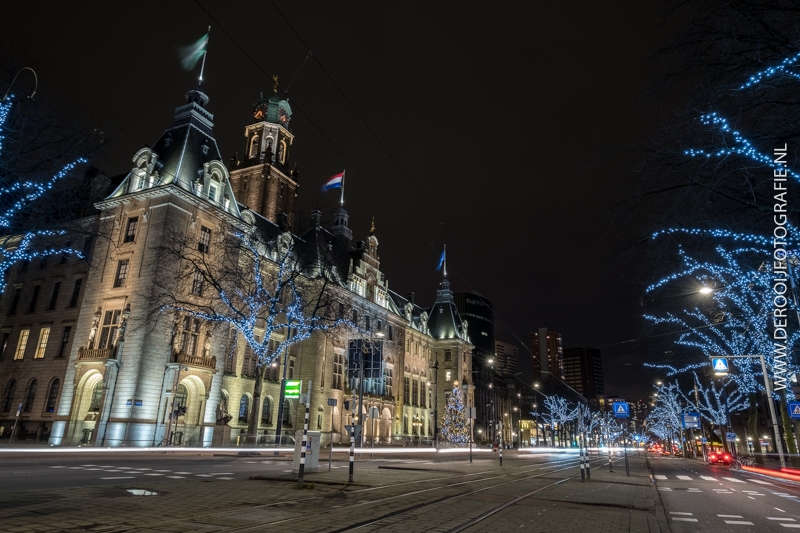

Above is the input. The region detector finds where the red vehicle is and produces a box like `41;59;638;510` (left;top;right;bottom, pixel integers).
708;451;732;466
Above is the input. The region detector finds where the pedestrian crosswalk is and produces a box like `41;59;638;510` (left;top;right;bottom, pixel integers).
48;465;238;481
668;511;799;527
653;473;772;484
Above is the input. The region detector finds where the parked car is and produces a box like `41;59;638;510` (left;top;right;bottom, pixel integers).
708;451;732;465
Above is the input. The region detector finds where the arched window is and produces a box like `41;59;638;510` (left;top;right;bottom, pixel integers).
23;380;37;412
175;384;188;411
282;400;291;427
279;140;287;163
2;379;16;412
249;135;259;158
239;394;250;423
45;379;60;413
261;397;273;425
88;381;103;412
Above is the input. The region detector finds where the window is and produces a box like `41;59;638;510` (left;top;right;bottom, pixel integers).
412;379;419;407
0;332;8;360
56;327;71;358
288;358;295;380
38;257;47;270
27;285;40;313
266;360;280;381
261;397;273;425
7;287;21;315
332;353;343;390
445;349;452;362
14;329;29;360
68;279;82;307
174;384;188;417
282;400;291;426
19;260;28;273
2;380;16;411
352;309;358;325
23;380;37;412
45;380;59;413
191;270;204;296
242;345;256;377
403;415;408;434
124;217;138;243
98;310;122;350
317;414;322;430
208;183;218;202
113;260;129;288
385;368;393;399
81;237;93;261
388;325;394;341
238;395;250;423
404;377;410;405
48;282;61;310
88;381;103;412
198;226;211;253
179;317;200;356
445;370;451;381
249;135;259;158
365;316;370;331
34;327;50;359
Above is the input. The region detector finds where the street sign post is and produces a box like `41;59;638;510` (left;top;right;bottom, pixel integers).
327;398;337;471
613;402;629;418
285;380;301;399
682;412;701;429
789;402;800;420
711;357;729;375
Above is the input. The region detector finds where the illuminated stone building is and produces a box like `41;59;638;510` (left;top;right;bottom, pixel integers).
0;82;472;447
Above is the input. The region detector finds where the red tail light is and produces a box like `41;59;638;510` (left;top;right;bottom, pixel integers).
724;455;731;460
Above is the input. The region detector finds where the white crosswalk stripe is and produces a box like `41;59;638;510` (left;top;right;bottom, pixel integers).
722;477;745;483
700;475;716;481
677;475;692;480
725;521;754;525
768;518;797;521
750;479;772;485
654;475;667;480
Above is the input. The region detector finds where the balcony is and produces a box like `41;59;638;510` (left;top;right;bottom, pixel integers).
175;351;217;370
77;347;113;361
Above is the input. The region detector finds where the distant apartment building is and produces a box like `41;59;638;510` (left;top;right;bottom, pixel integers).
494;340;519;376
530;328;563;380
562;347;604;400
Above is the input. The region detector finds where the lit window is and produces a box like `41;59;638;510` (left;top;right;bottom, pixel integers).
113;260;129;288
198;226;211;253
14;330;29;360
445;371;451;381
34;327;50;359
98;310;122;349
124;217;138;243
208;183;218;202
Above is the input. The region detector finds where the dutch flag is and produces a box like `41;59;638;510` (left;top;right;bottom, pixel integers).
321;172;344;191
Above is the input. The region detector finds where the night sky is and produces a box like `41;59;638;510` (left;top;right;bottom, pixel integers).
1;2;675;401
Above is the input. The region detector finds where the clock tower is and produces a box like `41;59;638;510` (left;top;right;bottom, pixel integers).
229;75;299;226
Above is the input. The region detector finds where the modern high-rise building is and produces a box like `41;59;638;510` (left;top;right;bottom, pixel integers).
562;347;604;400
530;328;563;380
494;340;519;376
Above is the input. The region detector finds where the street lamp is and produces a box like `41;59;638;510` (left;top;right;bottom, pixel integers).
412;415;422;445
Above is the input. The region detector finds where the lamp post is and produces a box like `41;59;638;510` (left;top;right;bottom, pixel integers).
412;415;422;446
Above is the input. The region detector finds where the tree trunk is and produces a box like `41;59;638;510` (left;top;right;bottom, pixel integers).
246;365;266;446
720;425;729;453
778;388;798;466
748;393;763;465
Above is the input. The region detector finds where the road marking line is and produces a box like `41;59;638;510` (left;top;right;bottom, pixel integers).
776;508;787;513
101;476;135;479
144;474;164;476
718;515;743;518
80;464;97;467
85;468;103;471
218;477;235;480
174;472;193;474
102;470;122;472
210;473;234;475
658;488;672;491
166;476;186;479
669;512;693;515
672;518;698;522
751;480;772;485
768;518;796;521
724;521;754;525
723;477;745;483
654;475;667;480
48;466;65;468
677;475;692;480
700;476;716;481
153;469;171;472
780;525;800;529
195;474;212;477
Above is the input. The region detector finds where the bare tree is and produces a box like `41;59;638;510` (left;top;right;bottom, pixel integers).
146;219;355;441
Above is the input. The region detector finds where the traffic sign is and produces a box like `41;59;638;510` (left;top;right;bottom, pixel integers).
712;357;729;374
701;437;707;443
726;432;736;440
613;402;629;418
789;402;800;420
682;412;701;429
285;380;302;399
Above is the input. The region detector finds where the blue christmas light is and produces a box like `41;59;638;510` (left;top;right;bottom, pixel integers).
739;51;800;90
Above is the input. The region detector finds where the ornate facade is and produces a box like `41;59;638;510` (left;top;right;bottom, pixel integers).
0;82;473;447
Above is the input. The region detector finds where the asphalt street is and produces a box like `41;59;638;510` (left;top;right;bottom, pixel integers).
651;455;800;532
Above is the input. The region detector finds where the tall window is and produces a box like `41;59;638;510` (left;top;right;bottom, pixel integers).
282;400;291;426
98;310;122;350
113;260;129;287
0;332;7;360
445;349;452;362
14;329;29;360
191;270;204;296
88;381;103;412
45;379;60;413
261;397;273;425
403;377;410;405
208;183;218;202
288;358;295;379
332;353;344;390
2;379;16;411
242;345;256;377
238;394;250;423
179;317;200;356
23;380;37;412
56;327;71;358
7;287;21;315
68;279;82;307
412;379;419;407
48;282;61;310
198;226;211;253
124;217;138;243
385;368;393;399
28;285;40;313
34;327;50;359
175;384;188;417
249;135;259;158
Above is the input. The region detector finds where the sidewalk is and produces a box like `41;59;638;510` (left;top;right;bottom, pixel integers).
0;452;660;533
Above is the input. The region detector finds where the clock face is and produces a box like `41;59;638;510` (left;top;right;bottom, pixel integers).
254;104;268;120
278;107;289;124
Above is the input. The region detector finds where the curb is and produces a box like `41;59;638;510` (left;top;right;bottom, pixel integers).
248;475;370;487
646;456;668;533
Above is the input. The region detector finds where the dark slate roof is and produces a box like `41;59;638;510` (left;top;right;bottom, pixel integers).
427;278;468;341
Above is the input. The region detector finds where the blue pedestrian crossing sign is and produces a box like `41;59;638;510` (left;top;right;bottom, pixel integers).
789;402;800;420
712;357;729;375
613;402;629;418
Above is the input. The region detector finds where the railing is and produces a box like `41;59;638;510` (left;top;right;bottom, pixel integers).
175;351;217;370
77;347;112;361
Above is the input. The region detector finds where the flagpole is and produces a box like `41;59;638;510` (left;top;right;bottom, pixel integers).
340;170;345;206
199;26;211;86
444;244;447;278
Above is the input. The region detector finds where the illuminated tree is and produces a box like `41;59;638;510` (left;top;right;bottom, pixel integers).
541;396;576;447
440;382;470;446
148;221;355;439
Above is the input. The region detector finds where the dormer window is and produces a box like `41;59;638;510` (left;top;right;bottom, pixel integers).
249;135;259;158
208;183;218;202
